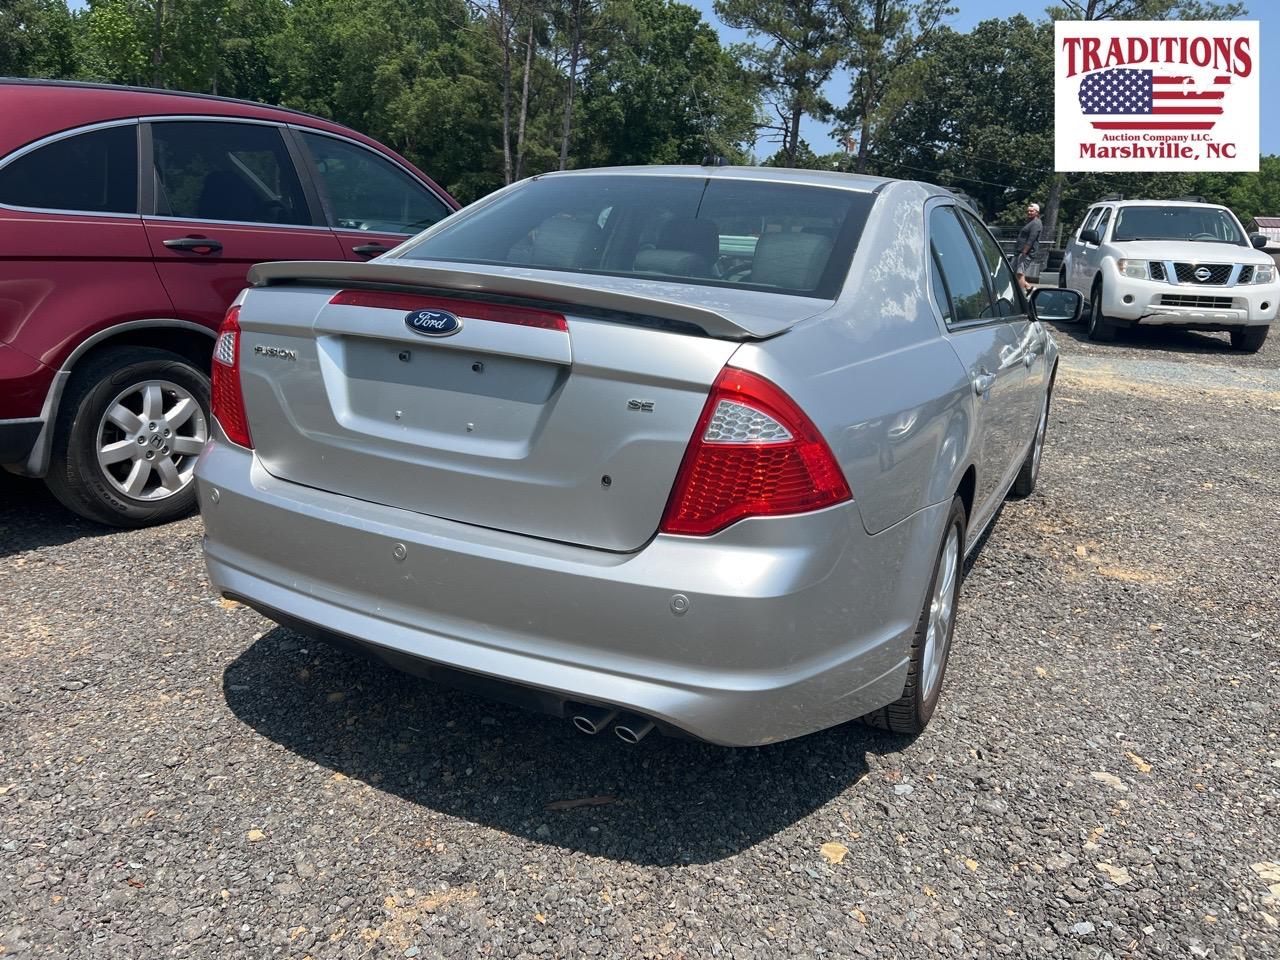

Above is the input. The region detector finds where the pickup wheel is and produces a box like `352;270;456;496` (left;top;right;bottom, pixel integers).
1087;279;1116;342
1230;326;1268;353
44;347;210;528
863;496;966;735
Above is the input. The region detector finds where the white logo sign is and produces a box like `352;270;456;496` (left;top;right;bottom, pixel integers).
1055;20;1259;172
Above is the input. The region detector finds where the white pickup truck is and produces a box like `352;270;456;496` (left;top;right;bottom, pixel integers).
1060;199;1277;352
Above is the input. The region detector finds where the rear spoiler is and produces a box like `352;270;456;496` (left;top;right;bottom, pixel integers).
247;259;765;341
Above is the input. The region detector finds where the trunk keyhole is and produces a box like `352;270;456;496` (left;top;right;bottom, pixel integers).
601;475;612;488
472;361;485;373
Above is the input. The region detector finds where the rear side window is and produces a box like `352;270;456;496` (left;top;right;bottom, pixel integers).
1093;207;1113;242
930;206;992;322
0;124;137;214
299;131;450;235
151;121;309;225
1079;206;1102;237
959;209;1023;317
400;175;875;299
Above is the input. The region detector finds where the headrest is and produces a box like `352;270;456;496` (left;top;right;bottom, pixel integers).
657;218;720;263
751;231;833;291
633;248;712;278
524;217;601;269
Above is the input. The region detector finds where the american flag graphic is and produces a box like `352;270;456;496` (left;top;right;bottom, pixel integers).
1078;68;1229;131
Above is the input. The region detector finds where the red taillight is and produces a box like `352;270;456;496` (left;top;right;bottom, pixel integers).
329;289;568;332
211;305;253;449
659;367;851;536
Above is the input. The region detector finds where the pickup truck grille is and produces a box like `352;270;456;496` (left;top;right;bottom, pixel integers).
1238;265;1254;283
1173;263;1232;285
1159;294;1234;309
1149;261;1166;280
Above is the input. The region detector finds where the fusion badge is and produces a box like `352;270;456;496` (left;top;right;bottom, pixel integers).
405;308;463;338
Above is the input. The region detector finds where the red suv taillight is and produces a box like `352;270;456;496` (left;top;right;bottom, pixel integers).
211;305;253;449
659;366;852;536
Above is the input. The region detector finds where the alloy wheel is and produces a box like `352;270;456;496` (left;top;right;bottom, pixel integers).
95;380;208;501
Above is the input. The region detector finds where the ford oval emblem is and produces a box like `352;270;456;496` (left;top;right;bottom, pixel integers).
404;308;462;337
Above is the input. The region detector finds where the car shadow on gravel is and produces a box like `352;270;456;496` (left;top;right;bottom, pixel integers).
1044;317;1243;356
0;471;114;559
223;627;903;866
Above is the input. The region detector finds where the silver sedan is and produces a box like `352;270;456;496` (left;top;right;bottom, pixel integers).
195;166;1074;746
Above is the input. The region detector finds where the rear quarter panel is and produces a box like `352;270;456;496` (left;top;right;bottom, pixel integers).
731;181;974;536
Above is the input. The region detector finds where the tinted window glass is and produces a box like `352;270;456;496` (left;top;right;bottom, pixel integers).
960;209;1022;317
1112;205;1244;245
0;125;136;213
1093;207;1112;242
151;122;308;225
1079;206;1102;237
929;207;992;322
300;132;449;235
402;175;875;298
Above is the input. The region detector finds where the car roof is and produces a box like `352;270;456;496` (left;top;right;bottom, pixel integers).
0;79;384;162
0;78;455;206
1104;199;1230;211
531;164;897;194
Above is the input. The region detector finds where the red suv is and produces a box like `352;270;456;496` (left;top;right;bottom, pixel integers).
0;79;459;525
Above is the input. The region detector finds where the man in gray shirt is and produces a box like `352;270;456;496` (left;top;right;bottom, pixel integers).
1013;203;1042;295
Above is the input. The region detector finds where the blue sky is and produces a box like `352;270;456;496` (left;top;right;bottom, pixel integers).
690;0;1277;157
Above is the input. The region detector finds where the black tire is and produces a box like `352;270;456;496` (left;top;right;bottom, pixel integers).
863;496;966;735
1230;326;1268;353
1087;278;1116;342
1009;381;1052;499
44;347;211;528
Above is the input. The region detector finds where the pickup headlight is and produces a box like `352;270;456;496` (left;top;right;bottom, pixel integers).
1117;259;1148;279
1254;263;1276;284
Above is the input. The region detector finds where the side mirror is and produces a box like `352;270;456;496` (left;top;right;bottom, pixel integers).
1080;228;1101;245
1030;287;1083;323
1251;232;1268;250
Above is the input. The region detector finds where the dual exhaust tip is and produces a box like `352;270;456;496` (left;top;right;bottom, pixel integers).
571;704;655;744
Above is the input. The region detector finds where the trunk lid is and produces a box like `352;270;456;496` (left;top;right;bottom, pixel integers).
234;261;791;551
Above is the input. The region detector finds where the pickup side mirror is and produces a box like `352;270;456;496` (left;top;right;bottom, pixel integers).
1079;228;1101;246
1030;287;1083;323
1251;232;1269;250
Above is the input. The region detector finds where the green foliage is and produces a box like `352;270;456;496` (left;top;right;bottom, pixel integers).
578;0;757;167
1;0;78;78
4;0;760;203
715;0;840;165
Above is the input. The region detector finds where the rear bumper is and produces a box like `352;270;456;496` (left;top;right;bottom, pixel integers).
196;438;949;746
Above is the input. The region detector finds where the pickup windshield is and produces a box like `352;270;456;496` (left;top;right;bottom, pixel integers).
399;175;874;299
1112;206;1245;245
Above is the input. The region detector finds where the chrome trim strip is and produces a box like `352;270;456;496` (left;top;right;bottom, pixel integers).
141;114;287;128
12;319;215;478
142;213;336;232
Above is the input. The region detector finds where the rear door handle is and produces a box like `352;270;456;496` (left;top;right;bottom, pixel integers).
163;236;222;254
973;371;996;395
352;243;389;256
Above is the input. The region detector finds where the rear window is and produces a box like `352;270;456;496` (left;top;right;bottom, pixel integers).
399;175;875;299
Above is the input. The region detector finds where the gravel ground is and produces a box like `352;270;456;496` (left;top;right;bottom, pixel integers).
2;321;1278;959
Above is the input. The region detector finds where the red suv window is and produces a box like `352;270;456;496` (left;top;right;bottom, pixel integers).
0;123;137;214
152;121;310;225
